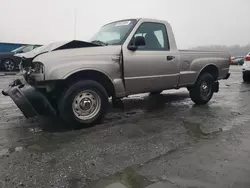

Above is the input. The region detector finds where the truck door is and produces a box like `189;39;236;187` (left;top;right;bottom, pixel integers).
122;22;179;95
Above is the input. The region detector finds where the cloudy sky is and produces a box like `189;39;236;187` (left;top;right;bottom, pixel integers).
0;0;249;48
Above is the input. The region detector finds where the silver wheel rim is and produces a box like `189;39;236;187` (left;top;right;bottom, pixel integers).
72;90;101;121
4;60;15;71
200;81;212;100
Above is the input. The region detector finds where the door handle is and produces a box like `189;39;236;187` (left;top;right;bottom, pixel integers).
167;56;175;61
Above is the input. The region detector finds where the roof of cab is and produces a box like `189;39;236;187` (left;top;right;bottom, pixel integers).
104;18;169;26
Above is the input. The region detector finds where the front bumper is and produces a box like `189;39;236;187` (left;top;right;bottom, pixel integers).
2;79;56;118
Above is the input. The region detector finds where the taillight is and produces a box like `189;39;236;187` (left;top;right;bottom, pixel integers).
229;56;232;64
245;56;250;61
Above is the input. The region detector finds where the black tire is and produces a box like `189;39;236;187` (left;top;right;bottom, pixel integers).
2;59;16;71
150;91;163;95
58;80;109;128
243;73;250;82
189;73;215;105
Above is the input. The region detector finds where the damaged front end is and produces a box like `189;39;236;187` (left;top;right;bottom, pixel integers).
2;78;56;118
19;57;45;85
2;40;104;118
2;50;51;118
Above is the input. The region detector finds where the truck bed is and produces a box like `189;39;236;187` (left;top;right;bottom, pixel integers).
177;50;231;87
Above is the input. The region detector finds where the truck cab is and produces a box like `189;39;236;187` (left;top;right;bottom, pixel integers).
121;19;180;94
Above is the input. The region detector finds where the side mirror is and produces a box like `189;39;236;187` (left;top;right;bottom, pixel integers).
134;36;145;46
128;36;146;51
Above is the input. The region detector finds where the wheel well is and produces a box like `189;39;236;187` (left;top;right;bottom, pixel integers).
63;70;115;97
198;65;219;81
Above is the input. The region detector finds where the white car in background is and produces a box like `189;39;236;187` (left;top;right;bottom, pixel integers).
242;52;250;82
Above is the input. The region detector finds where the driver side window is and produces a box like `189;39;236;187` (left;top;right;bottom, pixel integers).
132;22;169;51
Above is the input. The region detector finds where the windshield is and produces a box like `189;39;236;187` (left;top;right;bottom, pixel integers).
11;45;36;53
90;19;137;45
11;46;25;52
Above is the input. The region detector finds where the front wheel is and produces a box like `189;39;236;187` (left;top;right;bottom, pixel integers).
189;73;215;105
58;80;109;128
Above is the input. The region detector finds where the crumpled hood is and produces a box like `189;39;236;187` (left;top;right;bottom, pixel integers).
18;40;122;79
34;44;122;67
15;40;101;59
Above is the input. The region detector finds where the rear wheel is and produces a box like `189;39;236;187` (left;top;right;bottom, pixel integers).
189;73;215;105
58;80;109;128
3;59;15;71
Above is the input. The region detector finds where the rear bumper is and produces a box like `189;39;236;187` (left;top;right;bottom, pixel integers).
2;79;56;118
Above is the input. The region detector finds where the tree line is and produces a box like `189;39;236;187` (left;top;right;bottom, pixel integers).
191;44;250;57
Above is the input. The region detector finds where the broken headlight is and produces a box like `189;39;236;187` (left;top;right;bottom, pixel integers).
19;61;44;76
33;62;44;74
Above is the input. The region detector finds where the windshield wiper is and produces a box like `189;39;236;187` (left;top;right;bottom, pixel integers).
91;40;108;46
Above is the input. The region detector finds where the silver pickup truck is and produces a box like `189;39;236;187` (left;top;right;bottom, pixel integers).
2;18;231;128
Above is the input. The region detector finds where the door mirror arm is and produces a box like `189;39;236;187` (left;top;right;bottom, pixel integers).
128;36;145;51
127;45;138;51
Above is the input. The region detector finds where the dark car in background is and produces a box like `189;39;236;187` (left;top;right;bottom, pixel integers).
231;56;245;65
0;45;40;71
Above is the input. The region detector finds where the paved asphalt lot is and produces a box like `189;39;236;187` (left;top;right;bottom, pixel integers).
1;66;250;188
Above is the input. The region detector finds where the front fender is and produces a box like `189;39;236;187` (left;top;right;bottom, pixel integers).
62;67;112;80
44;59;121;81
43;59;126;98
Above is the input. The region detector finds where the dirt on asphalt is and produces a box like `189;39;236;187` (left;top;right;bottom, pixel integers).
1;66;250;188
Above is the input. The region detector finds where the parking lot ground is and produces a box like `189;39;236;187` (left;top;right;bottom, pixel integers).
1;66;250;188
0;71;17;76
